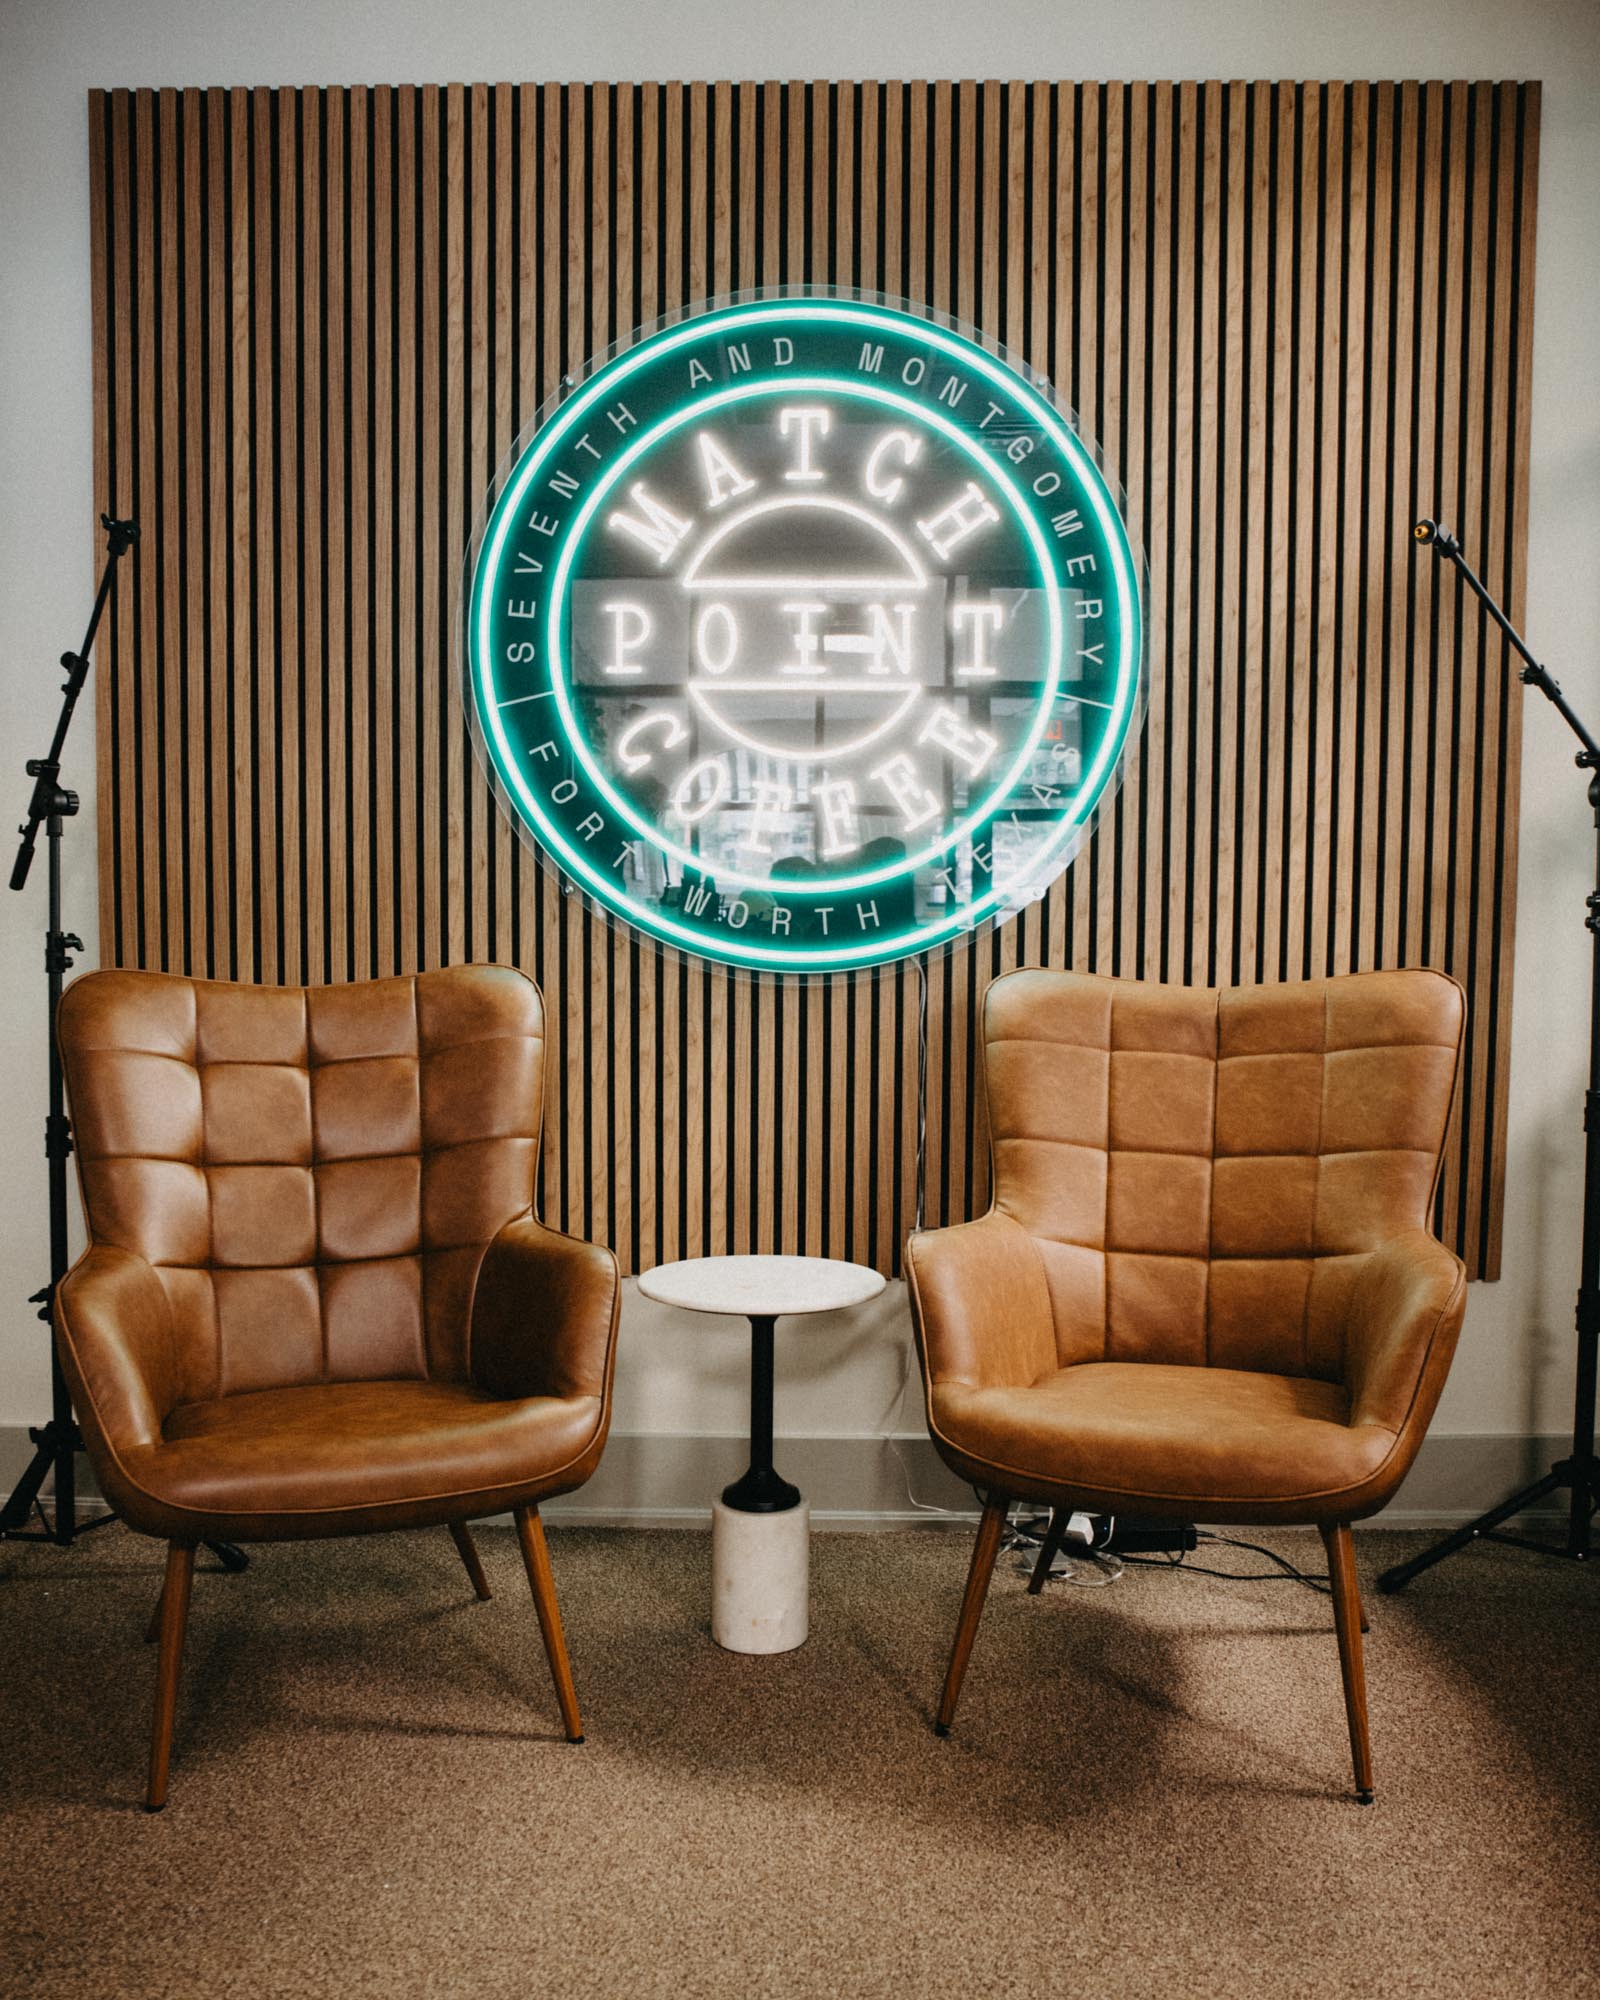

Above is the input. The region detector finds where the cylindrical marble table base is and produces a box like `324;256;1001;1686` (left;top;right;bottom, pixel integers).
711;1497;810;1654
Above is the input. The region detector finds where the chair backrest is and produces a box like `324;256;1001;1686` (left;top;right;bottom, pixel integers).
58;965;544;1402
982;968;1463;1380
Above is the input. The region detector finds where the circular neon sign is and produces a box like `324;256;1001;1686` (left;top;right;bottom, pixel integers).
466;293;1142;973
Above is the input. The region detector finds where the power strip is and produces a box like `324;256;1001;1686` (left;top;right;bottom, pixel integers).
1103;1519;1199;1555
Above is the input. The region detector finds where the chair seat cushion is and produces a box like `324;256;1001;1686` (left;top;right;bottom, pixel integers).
115;1379;604;1542
931;1362;1402;1524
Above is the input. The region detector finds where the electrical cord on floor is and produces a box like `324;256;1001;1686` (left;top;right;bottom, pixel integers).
1118;1532;1331;1595
1007;1511;1332;1597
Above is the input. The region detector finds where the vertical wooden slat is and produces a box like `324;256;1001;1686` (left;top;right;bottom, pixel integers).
299;91;326;986
276;89;304;985
396;86;421;977
323;88;348;985
250;88;280;983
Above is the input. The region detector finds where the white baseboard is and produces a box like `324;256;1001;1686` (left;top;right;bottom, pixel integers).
0;1423;1573;1532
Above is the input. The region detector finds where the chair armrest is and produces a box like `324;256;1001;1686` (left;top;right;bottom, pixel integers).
1343;1228;1468;1436
905;1211;1057;1391
470;1217;621;1404
54;1245;180;1455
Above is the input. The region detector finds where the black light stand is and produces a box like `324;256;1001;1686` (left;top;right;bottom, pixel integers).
1378;518;1599;1592
0;516;245;1572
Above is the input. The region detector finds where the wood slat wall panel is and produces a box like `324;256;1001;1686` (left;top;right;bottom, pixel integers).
87;78;1541;1280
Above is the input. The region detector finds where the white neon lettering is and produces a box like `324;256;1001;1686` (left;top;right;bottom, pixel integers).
616;709;688;773
953;600;1005;678
1033;471;1062;497
672;757;732;824
901;356;927;386
681;879;715;915
936;376;968;408
858;341;885;374
505;599;538;620
1064;552;1098;577
1051;508;1085;539
822;603;916;677
577;811;605;840
979;401;1004;429
549;470;579;498
688;358;712;386
609;481;693;564
813;776;861;859
552;777;578;804
916;481;1001;561
1074;597;1104;622
724;899;751;929
694;602;739;675
608;401;637;434
742;779;794;855
1006;435;1035;462
527;511;559;537
695;430;757;509
773;336;794;365
727;342;752;373
779;406;831;482
600;600;651;676
918;701;999;777
863;429;922;507
871;752;941;832
768;906;792;935
779;600;827;674
856;900;881;930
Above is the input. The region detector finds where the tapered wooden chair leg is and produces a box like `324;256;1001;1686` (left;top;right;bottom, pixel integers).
1321;1522;1375;1803
936;1493;1010;1736
1027;1508;1071;1595
514;1505;583;1742
449;1521;493;1601
143;1580;166;1645
146;1541;196;1812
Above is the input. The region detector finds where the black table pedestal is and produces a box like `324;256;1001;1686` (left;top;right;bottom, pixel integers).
720;1314;801;1514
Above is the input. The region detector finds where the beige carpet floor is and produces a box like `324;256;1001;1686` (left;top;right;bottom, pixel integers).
1;1520;1596;2000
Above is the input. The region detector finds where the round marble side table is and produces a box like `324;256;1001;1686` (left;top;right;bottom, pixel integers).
637;1254;886;1654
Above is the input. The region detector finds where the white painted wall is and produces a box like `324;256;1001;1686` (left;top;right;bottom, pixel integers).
2;0;1597;1459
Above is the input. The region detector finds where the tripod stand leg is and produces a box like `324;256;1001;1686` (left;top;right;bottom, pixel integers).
1026;1508;1071;1594
1376;1465;1567;1594
0;1438;53;1535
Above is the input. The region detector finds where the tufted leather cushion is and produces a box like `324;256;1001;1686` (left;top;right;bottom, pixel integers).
908;969;1468;1524
59;965;543;1399
53;966;620;1542
982;968;1462;1379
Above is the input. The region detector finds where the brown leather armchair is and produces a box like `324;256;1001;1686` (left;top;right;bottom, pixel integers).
53;964;620;1810
906;968;1466;1802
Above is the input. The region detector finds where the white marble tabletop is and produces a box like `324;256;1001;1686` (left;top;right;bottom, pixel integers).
637;1254;886;1319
